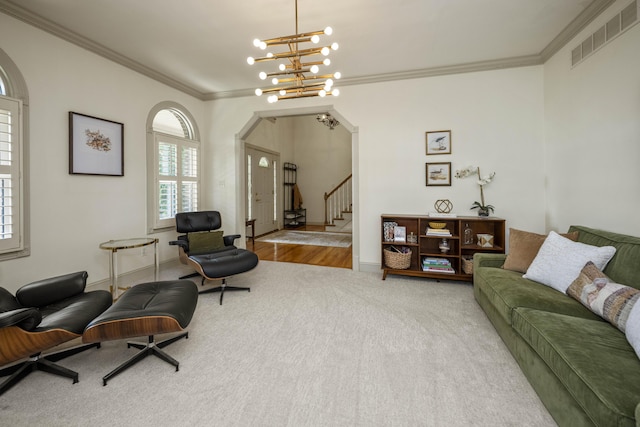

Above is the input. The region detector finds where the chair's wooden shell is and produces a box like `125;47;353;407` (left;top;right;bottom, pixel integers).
0;326;80;366
82;316;184;344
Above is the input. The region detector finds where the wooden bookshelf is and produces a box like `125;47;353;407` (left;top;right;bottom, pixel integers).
381;214;505;282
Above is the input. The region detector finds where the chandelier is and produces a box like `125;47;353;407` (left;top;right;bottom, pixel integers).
247;0;341;103
317;113;340;130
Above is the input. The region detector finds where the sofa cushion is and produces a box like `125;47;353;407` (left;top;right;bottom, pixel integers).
570;225;640;290
512;307;640;427
523;231;616;294
502;228;579;273
474;265;599;327
567;261;640;361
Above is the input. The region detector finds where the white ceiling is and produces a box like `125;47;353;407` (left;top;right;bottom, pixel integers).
0;0;614;99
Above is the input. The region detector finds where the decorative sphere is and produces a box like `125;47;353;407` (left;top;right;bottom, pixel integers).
434;199;453;213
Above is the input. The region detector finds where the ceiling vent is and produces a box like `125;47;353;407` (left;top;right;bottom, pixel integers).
571;0;638;67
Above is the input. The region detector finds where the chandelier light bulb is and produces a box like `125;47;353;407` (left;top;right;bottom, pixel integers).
331;88;340;97
259;41;267;50
310;65;319;74
253;39;261;47
255;88;263;96
279;89;286;96
323;58;331;66
268;95;278;103
279;64;286;71
319;90;327;97
324;26;333;35
247;57;255;65
266;52;273;58
259;71;267;80
311;35;320;44
321;47;330;56
271;77;279;85
331;42;339;51
325;79;334;87
334;71;341;79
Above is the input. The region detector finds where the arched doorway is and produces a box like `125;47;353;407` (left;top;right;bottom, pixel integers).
235;106;360;271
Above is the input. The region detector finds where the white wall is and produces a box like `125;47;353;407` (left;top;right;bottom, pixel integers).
208;66;546;271
293;116;351;224
544;0;640;236
0;13;204;292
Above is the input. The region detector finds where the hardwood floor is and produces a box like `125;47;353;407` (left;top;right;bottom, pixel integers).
248;225;352;269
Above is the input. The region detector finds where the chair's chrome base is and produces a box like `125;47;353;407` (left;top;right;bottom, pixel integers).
102;333;188;386
199;277;250;305
0;343;101;395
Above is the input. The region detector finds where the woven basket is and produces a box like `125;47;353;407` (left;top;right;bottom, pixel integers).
462;256;474;274
384;248;412;270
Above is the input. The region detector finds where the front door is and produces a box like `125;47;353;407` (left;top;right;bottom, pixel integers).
246;146;278;237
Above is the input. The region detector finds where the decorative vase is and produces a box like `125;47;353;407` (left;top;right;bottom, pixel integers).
478;208;490;217
463;223;473;245
439;238;450;253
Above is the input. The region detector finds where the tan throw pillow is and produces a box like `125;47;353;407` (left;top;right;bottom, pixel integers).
502;228;579;273
188;230;225;255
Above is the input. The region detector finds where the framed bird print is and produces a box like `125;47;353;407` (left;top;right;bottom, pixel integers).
426;162;452;186
426;130;452;155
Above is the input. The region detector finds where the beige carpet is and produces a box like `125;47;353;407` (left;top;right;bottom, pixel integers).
257;230;352;248
0;261;556;426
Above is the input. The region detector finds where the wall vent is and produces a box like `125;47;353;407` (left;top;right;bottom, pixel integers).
571;0;638;67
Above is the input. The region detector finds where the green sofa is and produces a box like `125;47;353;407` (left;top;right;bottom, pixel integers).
473;225;640;427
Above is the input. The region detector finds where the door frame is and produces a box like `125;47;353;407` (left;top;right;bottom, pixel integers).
235;105;360;271
245;144;281;235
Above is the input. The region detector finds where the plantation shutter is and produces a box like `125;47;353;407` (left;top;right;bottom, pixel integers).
154;134;199;229
0;96;21;253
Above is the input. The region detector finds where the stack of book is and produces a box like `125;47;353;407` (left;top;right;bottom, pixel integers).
426;228;452;237
422;257;455;274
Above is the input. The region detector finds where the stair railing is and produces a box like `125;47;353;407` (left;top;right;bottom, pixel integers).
324;174;352;227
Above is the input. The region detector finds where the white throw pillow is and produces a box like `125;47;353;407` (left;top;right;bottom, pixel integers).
523;231;616;293
625;303;640;360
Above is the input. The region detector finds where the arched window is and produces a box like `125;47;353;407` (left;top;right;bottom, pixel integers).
0;49;29;259
147;102;200;231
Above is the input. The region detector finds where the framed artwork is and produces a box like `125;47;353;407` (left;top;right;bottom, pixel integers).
69;112;124;176
393;226;407;243
426;162;451;186
426;130;451;155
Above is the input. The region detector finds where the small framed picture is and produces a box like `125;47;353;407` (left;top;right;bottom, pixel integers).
426;162;451;186
69;112;124;176
426;130;451;155
393;226;407;242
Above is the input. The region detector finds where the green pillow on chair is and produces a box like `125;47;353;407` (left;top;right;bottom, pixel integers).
188;231;225;255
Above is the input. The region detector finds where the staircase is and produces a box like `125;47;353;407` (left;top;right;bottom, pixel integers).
324;174;352;233
329;210;352;233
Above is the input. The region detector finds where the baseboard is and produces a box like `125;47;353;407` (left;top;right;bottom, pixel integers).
358;261;380;274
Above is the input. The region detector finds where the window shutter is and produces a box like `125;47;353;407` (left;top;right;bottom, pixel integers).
0;97;21;252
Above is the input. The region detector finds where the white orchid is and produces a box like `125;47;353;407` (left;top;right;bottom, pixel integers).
455;166;496;215
477;172;496;186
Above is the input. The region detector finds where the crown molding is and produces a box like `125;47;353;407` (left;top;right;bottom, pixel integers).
208;55;543;100
1;0;615;101
540;0;616;62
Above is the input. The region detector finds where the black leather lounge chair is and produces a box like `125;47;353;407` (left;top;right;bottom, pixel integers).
0;271;112;394
170;211;259;304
